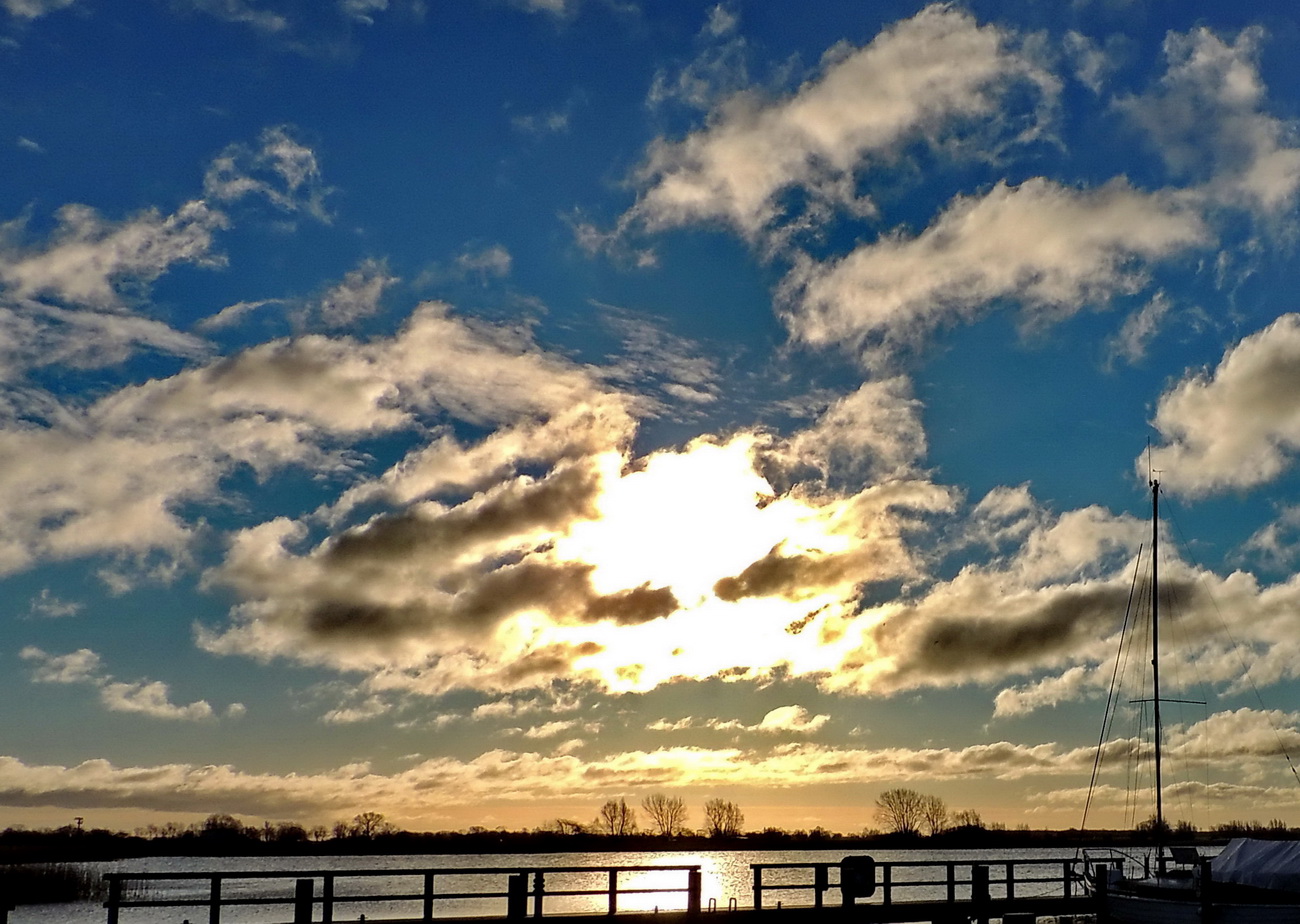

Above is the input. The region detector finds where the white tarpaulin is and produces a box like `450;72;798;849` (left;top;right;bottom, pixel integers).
1212;839;1300;893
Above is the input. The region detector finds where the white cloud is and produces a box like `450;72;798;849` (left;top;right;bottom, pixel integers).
21;647;219;721
178;0;288;33
780;177;1208;354
321;696;391;724
454;245;512;279
1149;313;1300;495
28;588;82;618
0;737;1099;824
626;4;1057;241
99;681;215;721
772;377;926;484
1;0;77;19
0;301;614;577
0;201;227;310
339;0;387;24
1105;291;1172;368
21;646;101;683
204;126;331;222
1120;26;1300;216
316;258;396;328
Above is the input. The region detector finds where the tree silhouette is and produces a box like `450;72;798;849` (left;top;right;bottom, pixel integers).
920;794;948;836
641;794;688;835
596;798;637;835
874;788;925;836
351;811;390;838
703;798;744;837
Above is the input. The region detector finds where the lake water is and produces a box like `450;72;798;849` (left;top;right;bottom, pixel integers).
10;847;1086;924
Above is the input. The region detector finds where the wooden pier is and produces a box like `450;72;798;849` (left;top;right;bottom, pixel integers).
99;856;1095;924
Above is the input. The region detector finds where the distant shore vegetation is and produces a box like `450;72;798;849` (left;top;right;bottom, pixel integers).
4;788;1296;865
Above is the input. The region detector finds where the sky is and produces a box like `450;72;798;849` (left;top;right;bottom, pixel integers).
4;0;1300;838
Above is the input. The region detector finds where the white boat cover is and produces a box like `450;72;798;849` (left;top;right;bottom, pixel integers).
1211;838;1300;893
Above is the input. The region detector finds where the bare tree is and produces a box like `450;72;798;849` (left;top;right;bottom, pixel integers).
951;809;983;830
703;798;744;837
541;818;587;835
597;798;637;835
920;794;948;836
352;811;391;838
874;788;925;836
641;794;688;836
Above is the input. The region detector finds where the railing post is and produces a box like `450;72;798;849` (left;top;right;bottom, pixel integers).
294;878;313;924
1062;861;1072;898
323;874;334;924
814;865;826;909
209;876;222;924
608;870;618;916
882;865;892;906
507;873;528;920
687;869;701;917
971;865;989;924
424;872;435;922
532;871;545;919
947;863;956;903
753;867;763;911
1006;862;1015;900
105;876;122;924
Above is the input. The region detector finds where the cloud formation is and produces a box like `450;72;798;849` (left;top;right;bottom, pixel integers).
624;5;1055;242
21;647;232;721
1149;314;1300;495
780;178;1207;353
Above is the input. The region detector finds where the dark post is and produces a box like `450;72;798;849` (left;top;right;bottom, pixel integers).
687;869;701;917
105;876;122;924
209;876;222;924
881;865;892;906
1005;862;1015;900
1199;858;1213;922
423;872;435;922
1063;861;1072;899
507;874;528;920
608;870;618;916
946;863;956;903
532;871;545;919
971;865;989;924
814;865;827;909
294;878;314;924
322;875;334;924
753;867;763;911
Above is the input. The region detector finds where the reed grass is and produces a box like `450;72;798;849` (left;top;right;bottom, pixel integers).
0;863;122;905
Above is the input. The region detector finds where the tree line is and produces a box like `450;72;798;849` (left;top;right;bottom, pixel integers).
547;795;744;838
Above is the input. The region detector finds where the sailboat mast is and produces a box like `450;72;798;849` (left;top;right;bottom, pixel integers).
1150;478;1165;859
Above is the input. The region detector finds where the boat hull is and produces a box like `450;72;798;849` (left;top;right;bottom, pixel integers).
1103;890;1300;924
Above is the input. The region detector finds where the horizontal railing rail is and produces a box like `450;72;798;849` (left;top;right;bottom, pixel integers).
750;856;1084;910
102;865;703;924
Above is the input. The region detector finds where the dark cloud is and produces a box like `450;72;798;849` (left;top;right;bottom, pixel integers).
582;583;678;625
868;580;1138;688
714;546;857;601
327;461;604;567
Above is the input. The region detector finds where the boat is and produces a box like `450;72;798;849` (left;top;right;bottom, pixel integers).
1085;478;1300;923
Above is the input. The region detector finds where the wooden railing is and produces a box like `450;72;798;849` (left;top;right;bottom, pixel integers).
749;856;1082;909
102;865;702;924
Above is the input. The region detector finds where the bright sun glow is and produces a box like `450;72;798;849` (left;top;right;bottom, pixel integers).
554;436;850;602
542;435;863;691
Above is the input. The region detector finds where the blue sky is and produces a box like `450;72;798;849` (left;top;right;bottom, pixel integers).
4;0;1300;836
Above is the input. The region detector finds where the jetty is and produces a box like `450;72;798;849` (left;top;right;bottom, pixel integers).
98;856;1094;924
